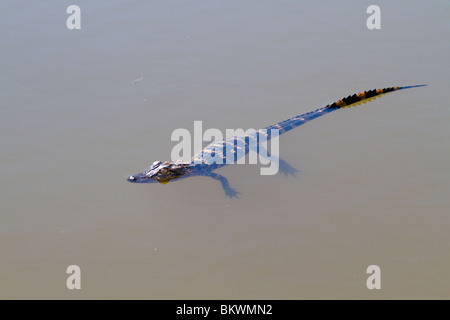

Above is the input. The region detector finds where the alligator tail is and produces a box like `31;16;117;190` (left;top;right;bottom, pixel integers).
262;84;427;137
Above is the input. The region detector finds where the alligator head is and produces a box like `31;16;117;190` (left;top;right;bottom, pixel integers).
127;161;188;184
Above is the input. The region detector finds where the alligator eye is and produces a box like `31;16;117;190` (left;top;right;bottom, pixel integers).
159;168;168;175
170;165;183;173
151;161;162;169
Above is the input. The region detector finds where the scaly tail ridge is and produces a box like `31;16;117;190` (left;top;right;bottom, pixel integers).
326;84;427;110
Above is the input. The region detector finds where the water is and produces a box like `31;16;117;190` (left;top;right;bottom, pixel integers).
1;0;449;299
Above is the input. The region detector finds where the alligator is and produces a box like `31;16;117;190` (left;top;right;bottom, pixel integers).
127;85;426;197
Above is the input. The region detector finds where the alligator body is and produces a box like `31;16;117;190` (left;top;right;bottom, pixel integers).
127;85;426;197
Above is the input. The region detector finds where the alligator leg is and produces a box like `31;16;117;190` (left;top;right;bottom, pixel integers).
278;158;300;177
200;171;240;198
254;144;299;177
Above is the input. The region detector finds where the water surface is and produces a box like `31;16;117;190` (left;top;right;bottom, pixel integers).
1;1;449;299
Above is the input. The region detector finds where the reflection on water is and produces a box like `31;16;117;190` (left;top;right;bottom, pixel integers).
1;1;449;299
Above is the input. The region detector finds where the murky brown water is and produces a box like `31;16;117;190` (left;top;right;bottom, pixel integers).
1;1;449;299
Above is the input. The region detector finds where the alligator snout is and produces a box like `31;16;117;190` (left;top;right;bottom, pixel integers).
127;175;138;182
